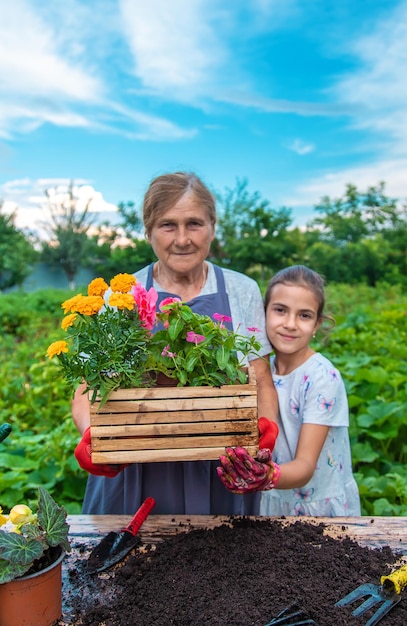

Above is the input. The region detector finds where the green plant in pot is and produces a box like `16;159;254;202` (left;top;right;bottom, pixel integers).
0;486;70;584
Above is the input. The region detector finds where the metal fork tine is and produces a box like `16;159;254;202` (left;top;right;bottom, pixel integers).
335;583;377;607
352;594;381;617
264;604;318;625
364;597;401;626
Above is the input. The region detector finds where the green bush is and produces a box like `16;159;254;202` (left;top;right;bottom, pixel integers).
0;289;86;512
318;282;407;515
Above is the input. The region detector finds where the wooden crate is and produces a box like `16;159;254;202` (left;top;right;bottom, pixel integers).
89;368;258;463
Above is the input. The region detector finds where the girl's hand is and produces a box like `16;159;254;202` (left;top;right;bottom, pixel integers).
217;446;280;494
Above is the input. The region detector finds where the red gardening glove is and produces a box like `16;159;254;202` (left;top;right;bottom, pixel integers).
217;446;281;494
74;427;128;478
258;417;279;452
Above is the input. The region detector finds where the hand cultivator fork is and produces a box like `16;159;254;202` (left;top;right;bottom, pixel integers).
335;562;407;626
264;603;318;625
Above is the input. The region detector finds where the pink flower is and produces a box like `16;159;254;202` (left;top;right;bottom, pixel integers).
162;345;177;358
186;331;206;345
213;313;232;324
247;326;260;333
159;297;181;311
132;283;158;330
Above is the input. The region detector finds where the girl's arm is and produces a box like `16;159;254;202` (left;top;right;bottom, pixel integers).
250;355;279;422
275;423;329;489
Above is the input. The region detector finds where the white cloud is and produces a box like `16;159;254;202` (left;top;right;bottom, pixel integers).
108;103;198;141
283;158;407;212
288;139;315;155
0;2;103;101
332;1;407;146
118;0;226;97
1;178;118;239
0;0;197;141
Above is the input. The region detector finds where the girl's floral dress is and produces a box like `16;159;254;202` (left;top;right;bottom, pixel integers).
260;353;361;517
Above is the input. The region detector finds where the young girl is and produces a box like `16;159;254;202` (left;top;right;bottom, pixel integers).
217;265;361;517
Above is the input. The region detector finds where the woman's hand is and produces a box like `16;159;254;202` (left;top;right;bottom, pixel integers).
74;427;128;477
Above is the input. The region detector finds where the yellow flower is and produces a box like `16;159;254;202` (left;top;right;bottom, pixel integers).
9;504;34;525
88;277;109;297
0;507;8;526
108;293;135;311
73;295;104;315
110;273;136;293
62;293;84;314
46;340;69;358
61;313;77;330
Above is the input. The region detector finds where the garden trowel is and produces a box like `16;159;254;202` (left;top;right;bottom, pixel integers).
87;496;155;574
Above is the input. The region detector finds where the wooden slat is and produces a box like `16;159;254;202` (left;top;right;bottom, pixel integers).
92;432;258;452
91;394;256;414
91;407;257;426
91;444;259;463
91;418;256;437
91;381;256;405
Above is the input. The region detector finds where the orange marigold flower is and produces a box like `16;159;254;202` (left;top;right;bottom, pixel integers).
46;340;69;358
61;313;77;330
108;292;135;311
73;295;105;315
88;277;109;297
61;294;83;314
110;273;136;293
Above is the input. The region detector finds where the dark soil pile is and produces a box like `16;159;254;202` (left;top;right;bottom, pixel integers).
64;518;407;626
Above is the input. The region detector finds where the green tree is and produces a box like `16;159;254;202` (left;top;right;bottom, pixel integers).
89;240;156;278
117;201;143;237
306;182;406;285
309;182;401;244
215;179;292;278
0;202;37;290
39;182;96;289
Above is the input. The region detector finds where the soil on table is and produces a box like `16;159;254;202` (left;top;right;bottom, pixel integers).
63;517;407;626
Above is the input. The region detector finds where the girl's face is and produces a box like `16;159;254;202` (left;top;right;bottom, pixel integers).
266;282;321;366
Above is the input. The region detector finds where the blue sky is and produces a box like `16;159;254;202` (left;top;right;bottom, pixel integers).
1;0;407;237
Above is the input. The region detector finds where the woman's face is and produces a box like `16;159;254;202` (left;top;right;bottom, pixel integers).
148;192;215;275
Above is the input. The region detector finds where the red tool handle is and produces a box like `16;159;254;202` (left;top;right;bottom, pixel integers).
122;497;156;536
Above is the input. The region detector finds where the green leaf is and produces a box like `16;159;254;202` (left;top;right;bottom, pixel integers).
0;532;43;567
37;486;71;552
0;558;29;584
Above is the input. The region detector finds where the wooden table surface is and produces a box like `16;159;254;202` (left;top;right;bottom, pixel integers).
60;515;407;625
66;514;407;553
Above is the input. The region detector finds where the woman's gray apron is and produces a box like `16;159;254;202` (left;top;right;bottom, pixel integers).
82;263;260;515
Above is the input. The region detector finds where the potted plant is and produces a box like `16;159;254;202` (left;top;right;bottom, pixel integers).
0;486;71;626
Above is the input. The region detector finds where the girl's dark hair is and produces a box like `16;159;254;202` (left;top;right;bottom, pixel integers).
264;265;335;331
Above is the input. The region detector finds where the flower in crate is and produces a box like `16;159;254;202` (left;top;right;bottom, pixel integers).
147;297;262;387
47;273;262;406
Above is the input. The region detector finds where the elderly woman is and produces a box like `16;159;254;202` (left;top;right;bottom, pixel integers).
72;172;278;515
